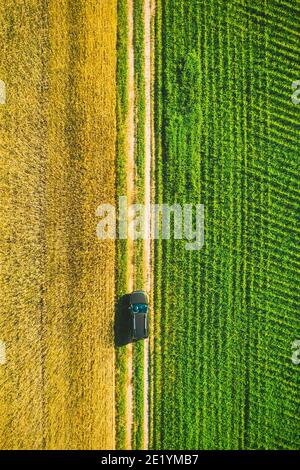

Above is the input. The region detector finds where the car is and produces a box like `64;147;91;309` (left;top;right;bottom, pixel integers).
129;290;149;340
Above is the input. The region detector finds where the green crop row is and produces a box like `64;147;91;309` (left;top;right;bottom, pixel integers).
115;0;129;451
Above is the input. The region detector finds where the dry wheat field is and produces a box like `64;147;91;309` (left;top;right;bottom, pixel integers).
0;0;117;449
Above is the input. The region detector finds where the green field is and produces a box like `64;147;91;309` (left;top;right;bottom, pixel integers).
151;0;300;449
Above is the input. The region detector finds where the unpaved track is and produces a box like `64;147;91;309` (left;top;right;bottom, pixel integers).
126;0;135;451
143;0;152;451
125;0;152;451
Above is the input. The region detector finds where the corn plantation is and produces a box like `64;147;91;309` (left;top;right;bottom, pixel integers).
151;0;300;449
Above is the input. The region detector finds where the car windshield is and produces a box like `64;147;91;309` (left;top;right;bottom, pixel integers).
132;303;148;314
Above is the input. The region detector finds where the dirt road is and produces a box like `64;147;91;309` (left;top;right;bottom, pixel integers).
125;0;152;450
143;0;153;451
125;0;135;451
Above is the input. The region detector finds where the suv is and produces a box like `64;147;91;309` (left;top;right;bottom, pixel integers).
129;290;149;340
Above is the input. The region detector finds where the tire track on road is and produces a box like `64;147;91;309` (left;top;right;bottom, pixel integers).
126;0;135;451
143;0;153;451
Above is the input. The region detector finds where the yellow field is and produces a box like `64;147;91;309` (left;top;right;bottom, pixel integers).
0;0;117;449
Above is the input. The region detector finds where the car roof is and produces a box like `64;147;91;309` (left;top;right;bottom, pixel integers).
133;313;147;338
130;290;149;305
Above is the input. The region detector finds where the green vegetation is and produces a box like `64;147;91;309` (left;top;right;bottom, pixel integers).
115;0;129;450
133;0;146;199
152;0;300;449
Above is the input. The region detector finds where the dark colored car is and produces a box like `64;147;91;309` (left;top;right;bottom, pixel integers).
129;290;149;340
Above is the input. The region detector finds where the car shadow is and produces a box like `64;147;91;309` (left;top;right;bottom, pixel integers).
115;294;132;347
